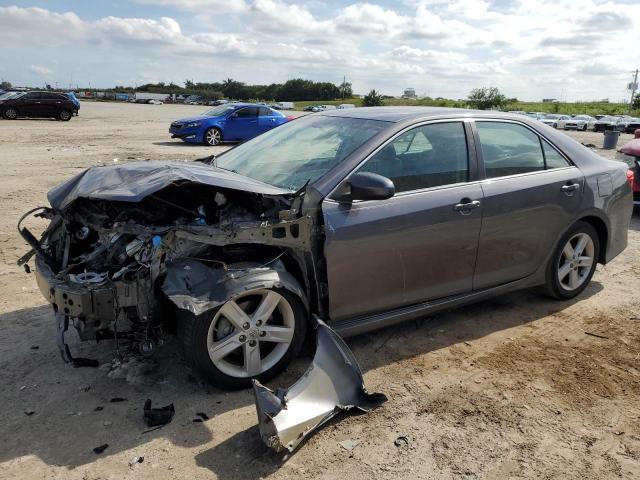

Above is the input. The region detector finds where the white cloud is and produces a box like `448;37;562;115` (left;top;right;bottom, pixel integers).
0;1;639;101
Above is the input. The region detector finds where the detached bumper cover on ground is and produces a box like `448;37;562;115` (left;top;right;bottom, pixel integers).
252;319;387;452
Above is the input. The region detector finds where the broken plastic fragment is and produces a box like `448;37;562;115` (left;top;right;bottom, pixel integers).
143;399;175;427
253;319;387;453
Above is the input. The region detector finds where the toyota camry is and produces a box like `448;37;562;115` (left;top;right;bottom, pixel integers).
20;107;632;389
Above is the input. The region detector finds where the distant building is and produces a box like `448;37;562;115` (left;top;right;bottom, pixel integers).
542;98;559;103
402;88;417;99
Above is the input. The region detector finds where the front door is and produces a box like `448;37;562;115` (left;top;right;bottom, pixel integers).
471;120;585;289
225;106;260;141
17;92;43;116
323;121;483;321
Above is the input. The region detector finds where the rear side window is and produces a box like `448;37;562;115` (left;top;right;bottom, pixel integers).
542;139;570;169
235;107;259;117
22;92;41;100
359;122;468;193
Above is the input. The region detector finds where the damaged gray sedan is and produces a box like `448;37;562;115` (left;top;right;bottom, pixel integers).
19;108;632;389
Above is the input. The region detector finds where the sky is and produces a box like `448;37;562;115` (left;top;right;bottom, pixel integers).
0;0;637;101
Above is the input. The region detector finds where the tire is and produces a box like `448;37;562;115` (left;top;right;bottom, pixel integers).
582;124;588;131
203;127;222;146
58;110;72;121
3;107;18;120
178;287;307;389
543;221;599;300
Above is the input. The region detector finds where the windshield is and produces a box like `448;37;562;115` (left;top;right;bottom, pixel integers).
0;91;24;100
544;114;561;119
203;105;236;117
599;116;618;122
216;115;390;190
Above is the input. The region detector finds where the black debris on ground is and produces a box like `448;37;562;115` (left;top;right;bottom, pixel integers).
93;444;109;454
143;399;175;427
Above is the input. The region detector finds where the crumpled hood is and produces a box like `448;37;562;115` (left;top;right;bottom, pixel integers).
48;160;290;210
173;115;214;124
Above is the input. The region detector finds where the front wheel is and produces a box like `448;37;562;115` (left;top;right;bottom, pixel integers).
204;127;222;146
178;288;307;389
58;110;72;121
543;221;599;300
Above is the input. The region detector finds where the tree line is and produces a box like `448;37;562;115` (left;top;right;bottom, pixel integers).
114;78;353;102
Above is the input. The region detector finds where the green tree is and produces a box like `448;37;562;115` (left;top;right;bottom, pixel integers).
363;89;384;107
467;86;506;110
1;81;12;90
339;80;353;99
632;93;640;110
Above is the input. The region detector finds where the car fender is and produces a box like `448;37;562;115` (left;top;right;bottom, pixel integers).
161;258;308;316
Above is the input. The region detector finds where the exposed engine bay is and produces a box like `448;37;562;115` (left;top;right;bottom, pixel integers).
19;160;322;361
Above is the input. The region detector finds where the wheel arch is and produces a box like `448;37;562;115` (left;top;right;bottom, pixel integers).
577;215;608;264
161;258;309;317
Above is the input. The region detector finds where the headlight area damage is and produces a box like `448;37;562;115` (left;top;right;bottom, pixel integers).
17;160;321;367
253;319;387;452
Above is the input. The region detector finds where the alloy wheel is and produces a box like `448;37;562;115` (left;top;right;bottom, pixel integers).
59;110;71;121
557;232;595;291
206;290;295;378
5;108;17;119
205;129;221;146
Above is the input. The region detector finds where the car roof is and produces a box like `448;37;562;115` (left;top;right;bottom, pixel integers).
318;106;532;123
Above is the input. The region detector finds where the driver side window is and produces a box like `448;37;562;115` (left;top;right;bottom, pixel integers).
359;122;469;193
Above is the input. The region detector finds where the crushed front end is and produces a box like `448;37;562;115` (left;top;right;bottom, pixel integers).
18;160;319;364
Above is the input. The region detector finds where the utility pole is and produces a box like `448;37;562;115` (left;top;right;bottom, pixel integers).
630;69;638;113
342;75;345;102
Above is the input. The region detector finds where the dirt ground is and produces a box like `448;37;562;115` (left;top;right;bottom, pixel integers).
0;102;639;479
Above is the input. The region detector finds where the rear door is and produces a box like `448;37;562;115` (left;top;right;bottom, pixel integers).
257;107;278;132
226;106;260;140
41;93;65;117
471;120;584;290
323;120;483;320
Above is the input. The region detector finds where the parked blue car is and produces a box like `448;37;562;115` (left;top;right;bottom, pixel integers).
67;92;80;115
169;103;290;146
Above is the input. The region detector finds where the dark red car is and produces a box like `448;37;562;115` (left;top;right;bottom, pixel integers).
0;91;75;121
617;130;640;206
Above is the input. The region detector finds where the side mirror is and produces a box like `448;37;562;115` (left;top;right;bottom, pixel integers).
343;172;395;202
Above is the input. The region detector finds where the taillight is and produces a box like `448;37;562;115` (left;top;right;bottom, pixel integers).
626;169;635;188
286;115;295;121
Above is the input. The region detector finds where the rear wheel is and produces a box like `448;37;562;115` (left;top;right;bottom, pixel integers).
58;110;72;121
543;221;599;300
178;288;307;389
204;127;222;146
3;108;17;119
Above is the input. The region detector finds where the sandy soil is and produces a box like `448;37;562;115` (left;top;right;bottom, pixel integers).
0;102;639;479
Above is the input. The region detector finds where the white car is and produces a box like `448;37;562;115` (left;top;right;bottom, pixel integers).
312;105;337;112
557;115;594;131
147;99;163;105
540;114;570;128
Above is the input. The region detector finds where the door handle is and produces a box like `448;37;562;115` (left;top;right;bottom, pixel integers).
561;183;580;193
454;199;481;214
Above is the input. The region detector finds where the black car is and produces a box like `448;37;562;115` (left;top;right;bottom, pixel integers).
623;119;640;134
0;91;75;121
